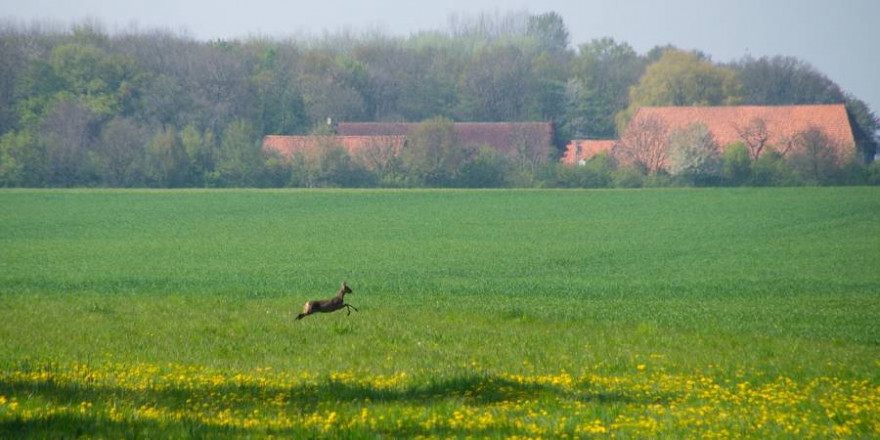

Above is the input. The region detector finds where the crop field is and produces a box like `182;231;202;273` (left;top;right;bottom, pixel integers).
0;188;878;439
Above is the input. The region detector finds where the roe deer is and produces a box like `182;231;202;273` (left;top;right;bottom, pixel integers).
296;282;358;320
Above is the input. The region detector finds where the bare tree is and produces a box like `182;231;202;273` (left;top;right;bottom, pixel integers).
97;117;148;186
352;135;404;182
41;98;96;186
615;114;669;174
787;127;841;184
733;117;770;162
509;123;553;179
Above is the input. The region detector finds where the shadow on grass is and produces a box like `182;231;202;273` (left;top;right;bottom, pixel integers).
0;373;678;438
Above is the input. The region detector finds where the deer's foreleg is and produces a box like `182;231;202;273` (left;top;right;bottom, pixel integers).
344;304;358;315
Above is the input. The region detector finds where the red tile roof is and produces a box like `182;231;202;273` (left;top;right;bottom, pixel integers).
337;122;554;156
262;135;406;160
628;104;855;155
562;140;617;165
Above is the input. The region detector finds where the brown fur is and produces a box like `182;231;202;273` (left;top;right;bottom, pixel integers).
296;282;357;320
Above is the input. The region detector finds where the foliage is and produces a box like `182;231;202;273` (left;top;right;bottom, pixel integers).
611;165;644;188
401;116;465;186
750;147;793;186
567;38;646;139
288;132;374;188
785;127;842;185
733;55;879;158
0;130;44;187
721;142;752;186
458;145;509;188
666;122;721;185
615;113;669;175
617;49;741;131
96;117;148;187
0;17;876;188
213;119;261;187
555;152;615;188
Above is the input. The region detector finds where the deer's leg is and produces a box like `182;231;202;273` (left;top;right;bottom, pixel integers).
344;304;358;315
296;301;314;320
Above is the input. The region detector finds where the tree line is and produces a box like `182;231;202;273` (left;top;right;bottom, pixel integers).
0;12;877;188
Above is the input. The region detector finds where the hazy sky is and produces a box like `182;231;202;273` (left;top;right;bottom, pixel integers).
3;0;878;116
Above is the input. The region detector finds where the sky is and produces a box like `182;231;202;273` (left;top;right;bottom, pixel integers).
2;0;878;116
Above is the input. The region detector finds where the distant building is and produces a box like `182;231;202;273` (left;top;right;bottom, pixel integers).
262;135;406;160
263;122;555;168
336;122;554;157
262;135;406;173
626;104;856;157
562;140;617;165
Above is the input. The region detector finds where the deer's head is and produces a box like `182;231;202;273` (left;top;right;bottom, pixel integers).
341;282;352;294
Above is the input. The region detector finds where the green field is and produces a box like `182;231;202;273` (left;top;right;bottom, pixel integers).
1;188;878;438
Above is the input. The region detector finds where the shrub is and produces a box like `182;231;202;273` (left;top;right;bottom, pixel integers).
721;142;751;186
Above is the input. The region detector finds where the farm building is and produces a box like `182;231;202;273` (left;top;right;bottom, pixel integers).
262;134;406;176
562;140;617;165
264;105;867;171
622;104;858;161
263;122;554;162
336;122;554;157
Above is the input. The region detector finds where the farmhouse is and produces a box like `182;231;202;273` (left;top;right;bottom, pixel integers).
562;140;617;165
263;105;865;173
262;122;555;165
625;104;856;159
336;122;554;157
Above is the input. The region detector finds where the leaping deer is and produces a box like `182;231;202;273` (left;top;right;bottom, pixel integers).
296;282;358;320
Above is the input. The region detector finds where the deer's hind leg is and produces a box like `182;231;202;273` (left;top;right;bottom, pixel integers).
296;302;314;320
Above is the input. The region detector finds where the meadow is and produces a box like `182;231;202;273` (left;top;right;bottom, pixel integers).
0;188;878;439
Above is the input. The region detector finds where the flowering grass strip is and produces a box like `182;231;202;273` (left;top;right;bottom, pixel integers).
1;362;877;438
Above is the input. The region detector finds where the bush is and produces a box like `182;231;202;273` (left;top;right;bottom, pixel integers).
751;148;796;186
666;122;721;186
612;166;644;188
721;143;751;186
554;152;615;188
867;161;880;185
458;146;509;188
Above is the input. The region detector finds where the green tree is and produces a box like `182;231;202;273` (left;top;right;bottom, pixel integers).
289;130;367;188
750;147;793;186
456;44;533;121
396;47;461;121
402;117;465;186
180;124;215;186
48;43;141;118
786;127;841;185
251;46;308;135
298;51;367;125
97;117;148;186
721;143;752;186
566;38;645;139
214;119;261;187
618;49;741;131
40;98;97;186
458;145;508;188
0;130;44;187
526;12;569;55
145;126;187;187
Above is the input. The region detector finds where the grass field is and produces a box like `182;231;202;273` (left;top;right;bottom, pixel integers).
1;188;878;438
